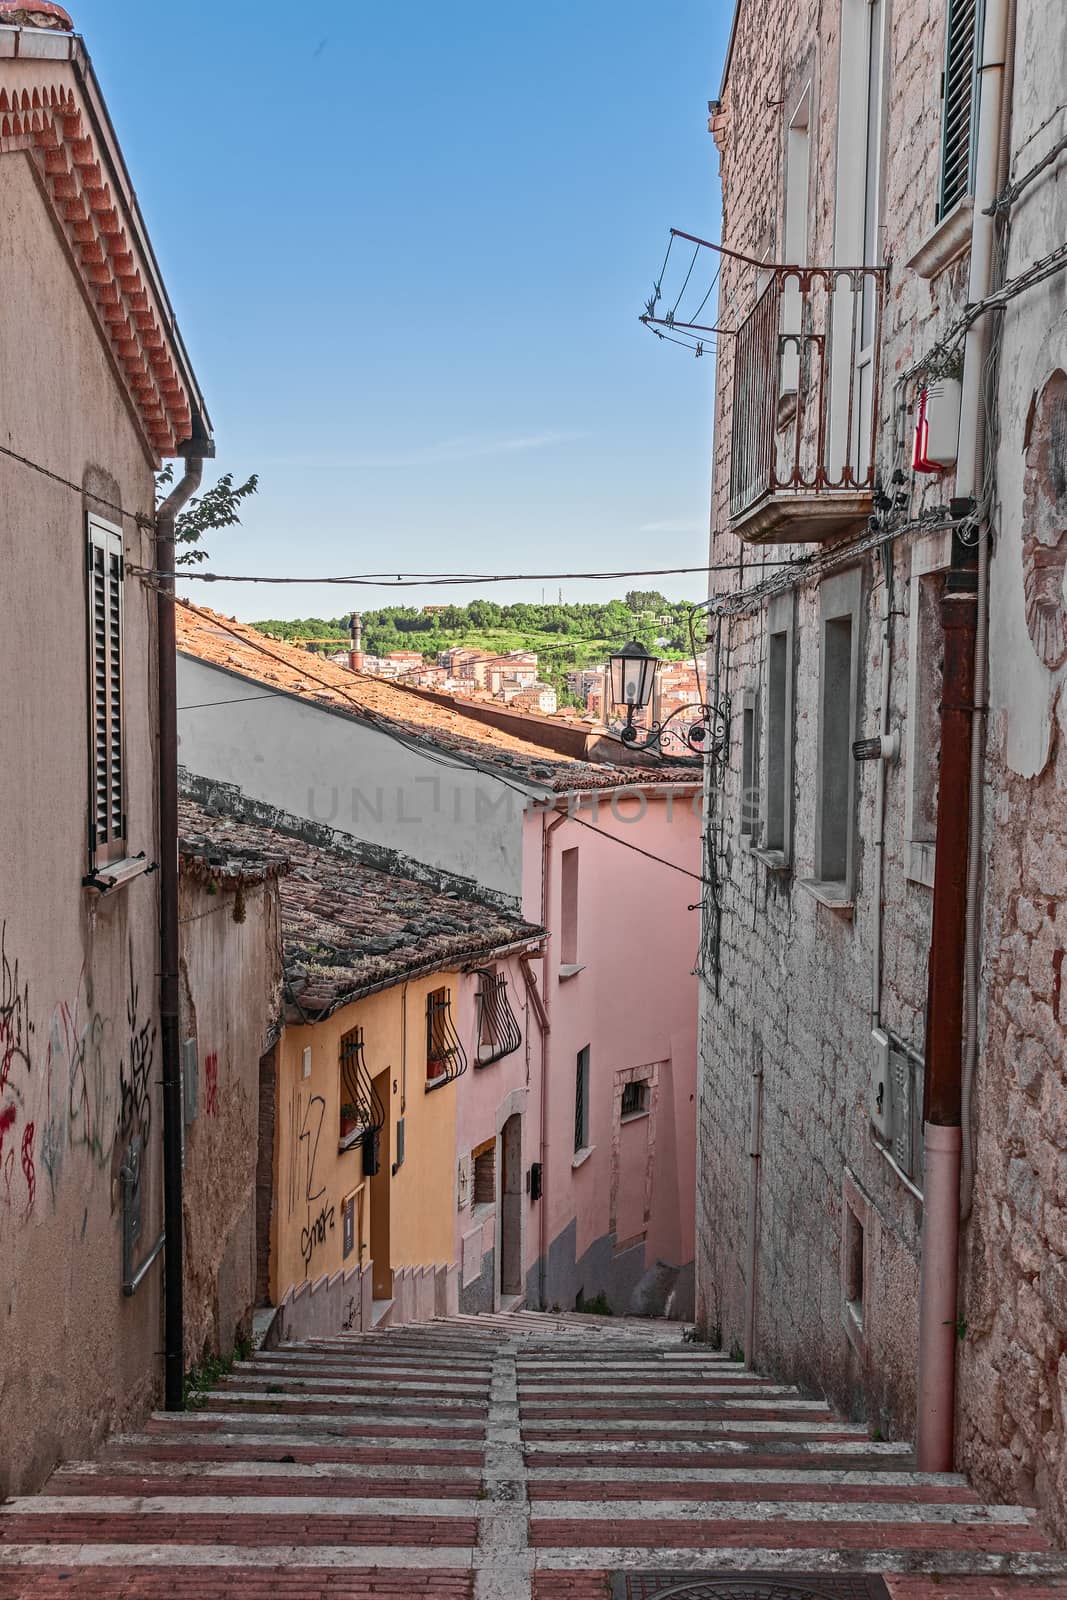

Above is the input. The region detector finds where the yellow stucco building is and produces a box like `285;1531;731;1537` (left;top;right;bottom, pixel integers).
179;800;544;1335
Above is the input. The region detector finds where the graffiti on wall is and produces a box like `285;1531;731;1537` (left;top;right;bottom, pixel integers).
296;1092;334;1274
0;927;158;1229
1;922;36;1219
204;1051;219;1118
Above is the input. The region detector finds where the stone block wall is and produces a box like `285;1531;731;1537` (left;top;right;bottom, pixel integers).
698;0;1067;1540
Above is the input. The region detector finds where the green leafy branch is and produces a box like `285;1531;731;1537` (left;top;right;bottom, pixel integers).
156;462;259;567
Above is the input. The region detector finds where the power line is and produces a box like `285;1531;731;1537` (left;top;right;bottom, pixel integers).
0;442;151;528
141;563;741;587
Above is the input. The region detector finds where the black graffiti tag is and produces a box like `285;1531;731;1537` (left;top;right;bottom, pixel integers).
118;947;155;1153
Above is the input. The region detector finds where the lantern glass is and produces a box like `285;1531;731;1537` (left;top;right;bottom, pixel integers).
609;641;658;711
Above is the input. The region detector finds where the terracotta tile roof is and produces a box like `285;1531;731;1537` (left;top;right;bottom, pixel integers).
178;798;546;1021
0;59;205;456
176;605;698;792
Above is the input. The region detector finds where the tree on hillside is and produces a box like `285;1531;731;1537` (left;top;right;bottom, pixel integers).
624;589;669;614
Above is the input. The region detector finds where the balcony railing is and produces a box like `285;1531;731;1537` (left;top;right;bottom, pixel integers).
473;968;522;1067
729;265;885;543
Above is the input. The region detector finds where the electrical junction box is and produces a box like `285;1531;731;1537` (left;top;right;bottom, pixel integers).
913;377;962;473
870;1027;892;1141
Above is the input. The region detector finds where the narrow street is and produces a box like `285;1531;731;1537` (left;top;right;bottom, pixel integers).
1;1311;1064;1600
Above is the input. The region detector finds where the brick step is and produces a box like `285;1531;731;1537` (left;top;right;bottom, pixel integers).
0;1512;479;1547
2;1310;1055;1600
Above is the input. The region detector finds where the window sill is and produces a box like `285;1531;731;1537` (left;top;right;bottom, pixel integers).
797;877;854;915
425;1071;451;1094
750;846;791;873
558;963;586;981
571;1144;596;1170
907;198;973;281
83;853;156;896
620;1109;650;1126
338;1127;366;1153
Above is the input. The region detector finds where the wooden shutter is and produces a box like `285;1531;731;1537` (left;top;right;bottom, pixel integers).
939;0;983;218
87;517;125;863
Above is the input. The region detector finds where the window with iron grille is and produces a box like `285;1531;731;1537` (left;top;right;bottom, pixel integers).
426;987;468;1090
339;1026;386;1151
939;0;984;219
87;517;125;865
621;1080;650;1120
574;1045;590;1154
474;966;522;1066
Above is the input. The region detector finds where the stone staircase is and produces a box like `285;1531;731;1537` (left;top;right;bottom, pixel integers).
0;1309;1064;1600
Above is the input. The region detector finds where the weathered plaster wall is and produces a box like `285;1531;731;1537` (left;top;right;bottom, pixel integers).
178;873;282;1366
177;654;543;905
954;4;1067;1540
523;791;701;1316
0;150;163;1493
453;959;534;1313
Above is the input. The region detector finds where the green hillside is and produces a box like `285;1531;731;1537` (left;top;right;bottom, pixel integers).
254;594;701;705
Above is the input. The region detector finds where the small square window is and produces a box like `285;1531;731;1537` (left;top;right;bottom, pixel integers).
621;1081;649;1120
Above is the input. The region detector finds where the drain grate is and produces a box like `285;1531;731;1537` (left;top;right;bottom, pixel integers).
611;1577;891;1600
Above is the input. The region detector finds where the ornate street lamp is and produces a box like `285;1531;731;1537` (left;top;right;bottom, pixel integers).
607;639;728;761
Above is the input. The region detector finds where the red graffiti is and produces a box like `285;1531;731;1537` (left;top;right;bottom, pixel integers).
20;1122;35;1211
204;1051;219;1118
0;1103;16;1163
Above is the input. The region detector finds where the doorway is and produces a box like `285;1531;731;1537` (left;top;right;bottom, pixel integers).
500;1113;523;1300
369;1070;392;1302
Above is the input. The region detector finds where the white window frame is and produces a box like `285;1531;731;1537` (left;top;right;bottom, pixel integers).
804;568;862;908
828;0;887;481
759;592;795;866
87;515;126;867
938;0;985;221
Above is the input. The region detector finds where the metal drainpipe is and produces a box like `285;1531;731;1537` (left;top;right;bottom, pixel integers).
743;1062;763;1365
538;807;567;1308
962;0;1017;1224
156;444;208;1412
915;0;1013;1473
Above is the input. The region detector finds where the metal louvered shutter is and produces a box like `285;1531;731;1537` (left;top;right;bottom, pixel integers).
939;0;984;219
87;517;125;863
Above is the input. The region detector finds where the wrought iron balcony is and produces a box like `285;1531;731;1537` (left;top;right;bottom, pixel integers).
426;987;468;1091
473;967;522;1067
729;265;885;543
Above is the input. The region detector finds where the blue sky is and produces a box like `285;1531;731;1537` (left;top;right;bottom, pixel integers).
75;0;730;619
